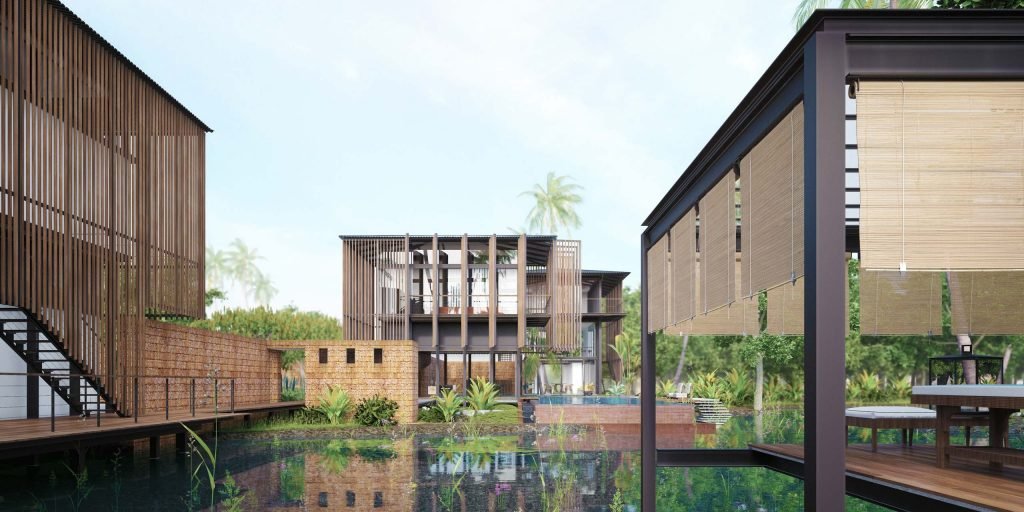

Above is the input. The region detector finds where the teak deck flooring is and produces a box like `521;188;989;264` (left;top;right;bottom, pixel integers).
752;443;1024;511
0;401;304;447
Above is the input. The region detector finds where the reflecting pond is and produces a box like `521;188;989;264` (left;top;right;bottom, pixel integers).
3;409;1018;510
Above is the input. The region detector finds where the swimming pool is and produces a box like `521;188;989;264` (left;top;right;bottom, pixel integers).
536;395;683;406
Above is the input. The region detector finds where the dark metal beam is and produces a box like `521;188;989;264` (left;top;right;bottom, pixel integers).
640;232;656;512
803;29;847;512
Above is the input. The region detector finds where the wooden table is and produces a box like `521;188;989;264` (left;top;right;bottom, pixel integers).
912;385;1024;469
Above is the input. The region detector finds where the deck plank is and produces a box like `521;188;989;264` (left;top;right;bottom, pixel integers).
752;443;1024;512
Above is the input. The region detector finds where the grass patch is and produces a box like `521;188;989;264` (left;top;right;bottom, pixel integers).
228;409;360;432
464;404;520;425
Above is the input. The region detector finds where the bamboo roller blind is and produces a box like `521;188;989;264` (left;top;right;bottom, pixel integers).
670;208;697;324
741;102;805;296
765;269;849;336
646;234;669;333
700;171;737;312
666;258;757;336
949;272;1024;335
857;81;1024;271
859;270;942;336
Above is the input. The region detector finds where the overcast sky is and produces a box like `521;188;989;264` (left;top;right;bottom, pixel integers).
66;1;800;316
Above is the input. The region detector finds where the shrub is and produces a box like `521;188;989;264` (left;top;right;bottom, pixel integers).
722;369;752;406
655;378;676;398
887;376;912;400
466;377;499;412
605;381;627;395
354;395;399;426
315;385;351;425
691;371;725;402
418;406;445;423
847;370;883;402
281;388;305;402
432;388;464;423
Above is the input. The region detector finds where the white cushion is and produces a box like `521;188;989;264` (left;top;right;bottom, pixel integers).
913;385;1024;398
845;406;936;419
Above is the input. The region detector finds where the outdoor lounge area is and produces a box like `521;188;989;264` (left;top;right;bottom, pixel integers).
639;9;1024;512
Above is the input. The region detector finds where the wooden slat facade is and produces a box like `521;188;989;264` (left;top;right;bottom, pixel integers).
0;0;208;415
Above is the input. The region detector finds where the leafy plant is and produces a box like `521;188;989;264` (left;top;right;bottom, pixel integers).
655;378;677;398
691;371;725;402
314;385;351;425
524;353;541;387
722;368;752;406
888;376;912;400
432;388;465;423
418;405;445;422
181;423;217;510
604;381;627;395
64;464;93;512
219;471;247;512
466;377;499;412
611;332;641;387
353;395;399;426
281;387;305;402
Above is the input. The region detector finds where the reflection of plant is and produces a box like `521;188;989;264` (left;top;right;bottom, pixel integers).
315;385;351;425
279;456;305;503
610;489;625;512
64;464;93;512
219;471;247;512
437;453;467;512
466;377;499;412
354;395;399;426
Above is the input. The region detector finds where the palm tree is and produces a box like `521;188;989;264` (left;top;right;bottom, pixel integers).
253;271;278;307
205;247;230;290
226;238;263;306
519;172;583;236
793;0;932;30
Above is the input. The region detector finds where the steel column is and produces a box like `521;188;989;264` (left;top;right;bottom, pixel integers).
640;232;655;512
803;29;847;512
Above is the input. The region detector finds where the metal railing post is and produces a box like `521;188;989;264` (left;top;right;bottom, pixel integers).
165;378;169;420
191;378;195;417
50;385;55;433
97;381;101;427
230;379;235;413
133;377;139;423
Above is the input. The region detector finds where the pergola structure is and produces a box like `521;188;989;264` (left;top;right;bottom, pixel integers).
640;9;1024;511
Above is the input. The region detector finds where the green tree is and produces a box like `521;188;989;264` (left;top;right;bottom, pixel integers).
205;247;230;290
252;271;278;307
794;0;932;30
520;172;583;236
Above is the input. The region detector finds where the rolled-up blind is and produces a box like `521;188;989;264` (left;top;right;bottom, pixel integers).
668;258;756;336
670;209;697;324
646;235;669;333
857;81;1024;271
700;171;737;312
767;280;803;335
949;272;1024;335
860;270;942;336
741;102;805;296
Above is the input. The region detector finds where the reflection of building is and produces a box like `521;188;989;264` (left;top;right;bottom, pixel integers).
340;234;627;397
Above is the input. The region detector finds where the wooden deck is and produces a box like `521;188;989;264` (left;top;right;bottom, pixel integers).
0;401;304;459
753;443;1024;512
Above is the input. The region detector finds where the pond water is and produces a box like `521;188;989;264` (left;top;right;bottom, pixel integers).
0;409;1019;511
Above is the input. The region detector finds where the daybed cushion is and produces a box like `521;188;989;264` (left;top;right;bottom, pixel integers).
845;406;936;419
913;385;1024;398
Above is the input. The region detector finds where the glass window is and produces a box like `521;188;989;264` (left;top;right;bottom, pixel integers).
468;268;489;313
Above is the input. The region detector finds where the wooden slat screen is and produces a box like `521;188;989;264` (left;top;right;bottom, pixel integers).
767;280;803;335
342;238;409;341
666;257;756;336
699;171;737;312
949;272;1024;335
860;270;942;335
646;234;669;333
0;0;207;415
741;102;804;296
857;81;1024;271
551;239;582;350
670;208;697;324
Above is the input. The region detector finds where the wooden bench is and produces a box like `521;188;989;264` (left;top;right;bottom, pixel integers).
846;406;988;452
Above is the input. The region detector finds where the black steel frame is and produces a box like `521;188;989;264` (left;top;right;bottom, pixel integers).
640;9;1024;512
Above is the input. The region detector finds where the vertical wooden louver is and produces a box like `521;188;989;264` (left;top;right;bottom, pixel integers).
741;102;804;296
342;238;409;340
0;0;208;415
857;81;1024;271
859;270;942;336
699;171;736;312
669;208;696;324
646;234;668;333
551;239;582;351
949;272;1024;335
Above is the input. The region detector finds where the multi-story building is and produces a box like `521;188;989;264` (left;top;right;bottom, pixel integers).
340;234;627;399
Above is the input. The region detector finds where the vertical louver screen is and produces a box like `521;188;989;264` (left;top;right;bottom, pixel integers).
857;81;1024;271
949;272;1024;335
670;209;697;324
667;258;756;336
860;270;942;335
700;171;737;312
741;102;805;296
646;235;669;333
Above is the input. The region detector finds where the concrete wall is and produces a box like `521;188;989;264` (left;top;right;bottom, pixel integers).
142;320;281;414
274;340;418;424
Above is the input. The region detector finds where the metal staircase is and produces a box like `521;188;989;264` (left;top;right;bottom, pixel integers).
0;307;118;417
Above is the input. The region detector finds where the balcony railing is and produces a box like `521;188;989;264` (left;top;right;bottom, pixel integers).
525;295;550;314
583;297;623;314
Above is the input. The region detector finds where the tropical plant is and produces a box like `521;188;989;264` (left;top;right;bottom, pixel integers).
794;0;933;30
353;395;399;426
466;377;499;412
252;270;278;307
605;381;627;395
432;388;465;423
523;353;541;388
315;385;351;425
610;332;641;388
722;369;753;406
205;247;229;290
847;370;884;402
655;378;677;398
888;375;912;400
218;471;247;512
519;172;584;236
226;238;264;306
181;423;217;510
691;371;726;402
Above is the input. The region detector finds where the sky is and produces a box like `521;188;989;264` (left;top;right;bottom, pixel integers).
65;1;800;317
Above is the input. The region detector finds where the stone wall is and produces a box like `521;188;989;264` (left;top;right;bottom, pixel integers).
274;340;418;424
141;320;281;414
